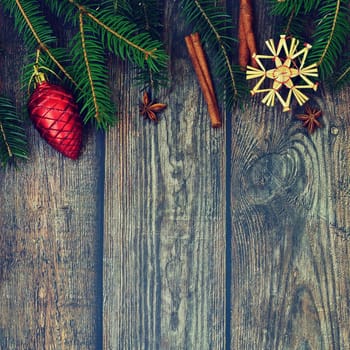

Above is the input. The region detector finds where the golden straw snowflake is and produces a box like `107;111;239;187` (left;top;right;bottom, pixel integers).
246;35;318;112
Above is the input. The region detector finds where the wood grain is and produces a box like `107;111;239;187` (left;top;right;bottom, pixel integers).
0;142;103;349
103;2;226;349
1;1;350;349
0;11;102;350
231;101;315;349
229;2;350;344
230;89;350;350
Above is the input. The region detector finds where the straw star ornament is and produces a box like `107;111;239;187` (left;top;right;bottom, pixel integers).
246;35;319;111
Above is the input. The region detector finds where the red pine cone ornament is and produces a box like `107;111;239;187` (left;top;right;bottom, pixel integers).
28;67;83;159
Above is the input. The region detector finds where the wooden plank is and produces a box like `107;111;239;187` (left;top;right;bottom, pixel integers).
230;90;350;350
229;2;350;345
103;2;226;348
0;13;102;350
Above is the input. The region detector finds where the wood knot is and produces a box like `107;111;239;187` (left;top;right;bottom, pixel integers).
244;152;304;203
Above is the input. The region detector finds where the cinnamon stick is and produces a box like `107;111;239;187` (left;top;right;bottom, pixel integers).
190;32;216;102
239;0;258;68
238;8;249;68
185;33;221;128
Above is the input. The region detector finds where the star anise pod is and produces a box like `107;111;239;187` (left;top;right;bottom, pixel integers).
296;105;322;134
139;91;167;122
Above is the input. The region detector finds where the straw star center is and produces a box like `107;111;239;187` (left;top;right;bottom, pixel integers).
246;35;319;111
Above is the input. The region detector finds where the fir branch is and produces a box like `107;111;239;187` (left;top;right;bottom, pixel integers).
45;0;168;89
69;0;168;72
23;48;77;95
42;0;78;24
42;0;168;129
0;96;28;167
71;12;116;128
273;11;312;42
270;0;321;16
181;0;246;108
113;0;128;13
1;0;56;48
0;122;11;158
116;0;168;92
87;10;157;60
268;0;319;40
79;11;101;125
14;0;53;46
335;63;350;87
316;1;342;66
334;63;350;87
288;13;316;41
308;0;350;80
333;50;350;87
4;0;78;87
3;0;169;131
116;0;163;38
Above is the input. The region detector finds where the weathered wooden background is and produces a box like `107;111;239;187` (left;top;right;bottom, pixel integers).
1;1;350;349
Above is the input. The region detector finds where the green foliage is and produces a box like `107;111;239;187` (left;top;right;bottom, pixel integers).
270;0;321;16
181;0;246;109
115;0;168;92
115;0;163;38
308;0;350;80
270;0;350;84
1;0;168;130
1;0;56;50
5;0;350;157
71;16;116;128
90;4;167;72
0;96;28;167
23;48;75;94
330;44;350;88
279;15;311;41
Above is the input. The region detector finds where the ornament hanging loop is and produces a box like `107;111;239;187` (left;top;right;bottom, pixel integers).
27;48;62;94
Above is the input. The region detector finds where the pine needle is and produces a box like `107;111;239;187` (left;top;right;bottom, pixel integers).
79;12;102;125
3;0;169;131
270;0;321;16
181;0;246;109
115;0;168;92
308;0;350;80
0;96;28;167
71;15;116;128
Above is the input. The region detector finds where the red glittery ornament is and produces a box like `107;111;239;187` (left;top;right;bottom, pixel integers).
28;72;83;159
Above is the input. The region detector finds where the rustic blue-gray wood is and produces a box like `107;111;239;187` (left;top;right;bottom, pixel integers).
103;2;226;347
0;1;350;349
0;9;103;350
